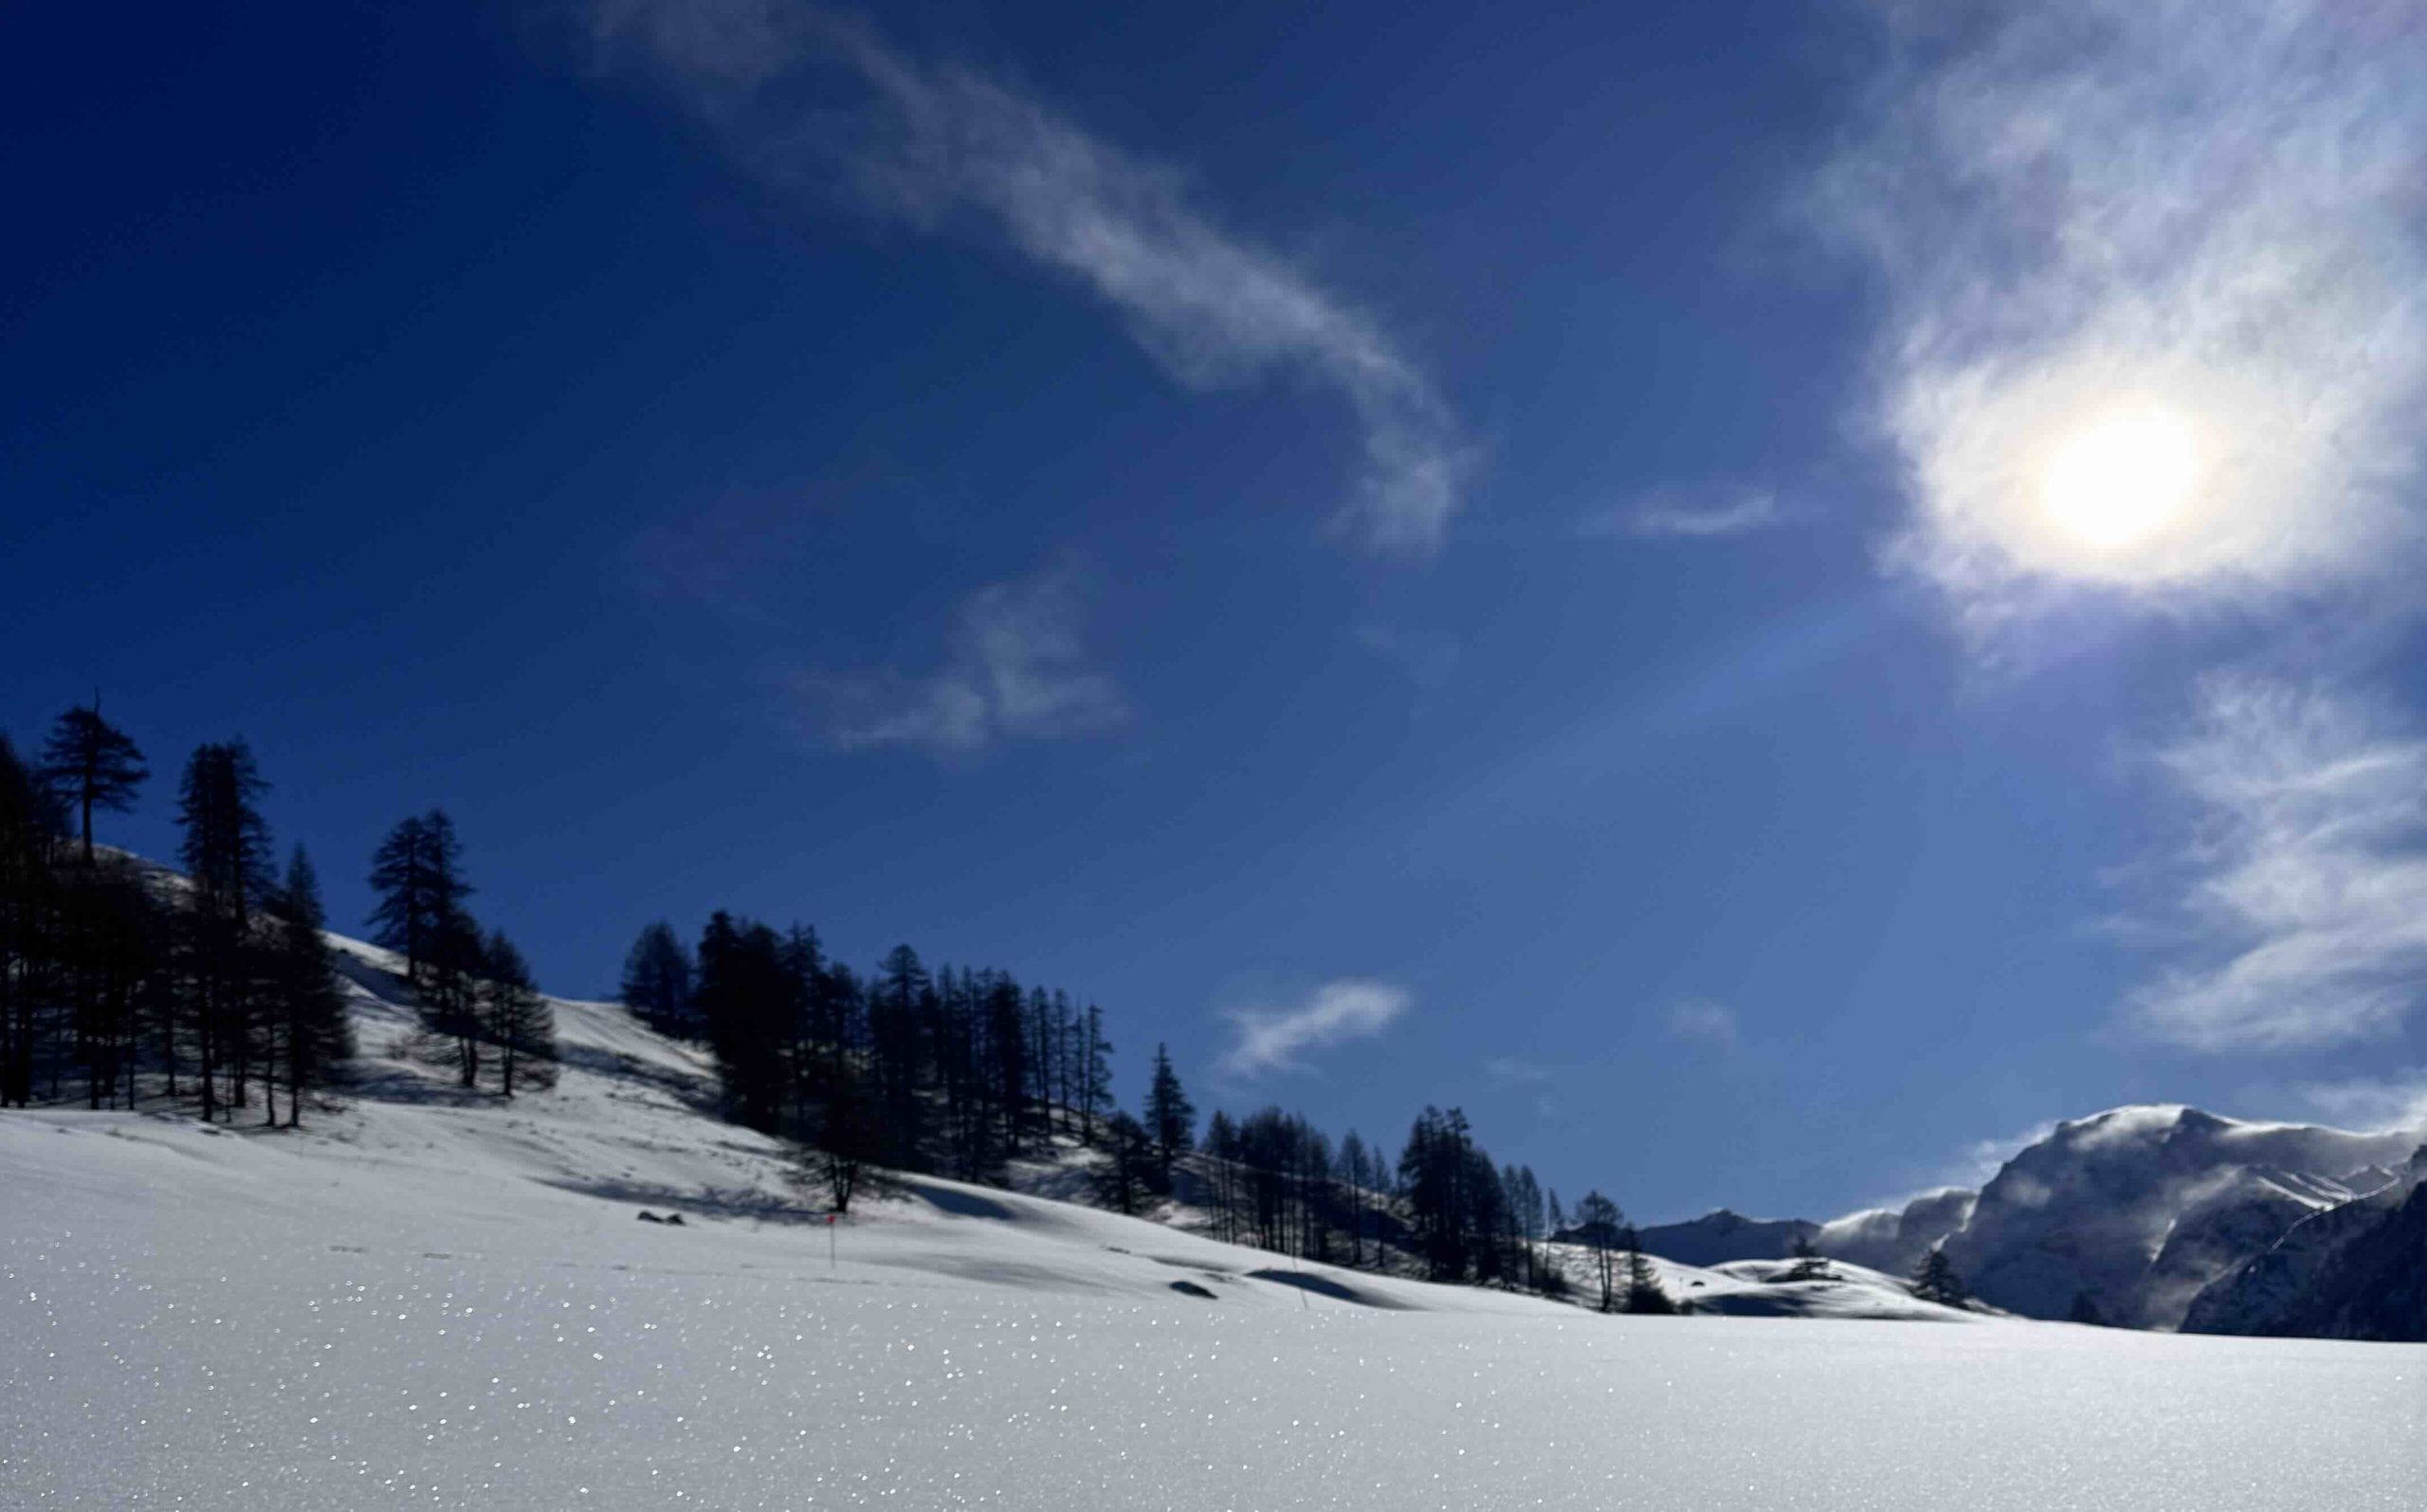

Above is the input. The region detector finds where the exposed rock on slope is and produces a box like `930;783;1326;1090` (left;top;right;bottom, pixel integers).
2182;1147;2427;1339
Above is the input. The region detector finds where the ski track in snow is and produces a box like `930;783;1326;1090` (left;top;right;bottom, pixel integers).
5;939;2422;1508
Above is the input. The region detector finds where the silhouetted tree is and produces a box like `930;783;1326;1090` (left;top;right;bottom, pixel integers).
1078;1004;1113;1144
1574;1190;1622;1311
422;900;485;1088
1617;1224;1676;1313
619;920;695;1038
175;740;272;1121
815;1071;881;1213
481;929;553;1097
696;912;789;1130
40;701;147;865
1095;1110;1155;1215
366;811;469;984
268;847;350;1125
1143;1043;1195;1191
0;736;63;1106
1911;1246;1967;1307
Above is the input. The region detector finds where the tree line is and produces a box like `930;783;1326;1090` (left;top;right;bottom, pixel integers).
627;916;1673;1308
1;700;552;1120
5;695;1686;1313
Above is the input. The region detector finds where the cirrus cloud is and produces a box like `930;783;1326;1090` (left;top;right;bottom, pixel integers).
2126;674;2427;1051
1218;979;1410;1078
794;568;1125;756
585;0;1470;551
1816;1;2427;624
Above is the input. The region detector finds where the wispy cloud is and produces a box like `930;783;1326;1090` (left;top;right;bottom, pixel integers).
586;0;1469;551
2296;1071;2427;1137
1218;979;1410;1077
1667;999;1739;1051
1815;1;2427;622
1939;1118;2059;1191
2127;675;2427;1051
795;569;1125;756
1590;485;1786;541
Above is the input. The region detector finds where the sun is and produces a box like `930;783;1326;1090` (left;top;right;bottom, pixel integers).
2038;403;2201;552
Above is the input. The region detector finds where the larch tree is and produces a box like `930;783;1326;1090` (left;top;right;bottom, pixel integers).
174;740;272;1122
1094;1110;1154;1215
270;846;351;1126
1143;1043;1195;1191
1574;1190;1623;1311
479;929;552;1098
1078;1005;1113;1145
39;701;147;865
366;810;470;984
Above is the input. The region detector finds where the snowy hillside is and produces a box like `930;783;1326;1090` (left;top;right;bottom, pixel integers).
9;944;2426;1505
9;954;2422;1508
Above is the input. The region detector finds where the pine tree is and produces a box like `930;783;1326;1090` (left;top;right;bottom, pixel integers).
479;929;552;1098
1143;1043;1195;1191
1911;1246;1967;1307
39;701;147;865
696;913;789;1131
269;847;351;1126
618;921;695;1037
1617;1224;1676;1313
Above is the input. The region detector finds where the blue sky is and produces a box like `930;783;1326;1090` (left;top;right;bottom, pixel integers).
8;0;2426;1221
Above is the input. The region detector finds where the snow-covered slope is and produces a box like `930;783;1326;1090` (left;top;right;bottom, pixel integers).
1775;1107;2419;1328
2183;1147;2427;1338
1941;1106;2416;1328
1817;1187;1979;1277
9;946;2425;1507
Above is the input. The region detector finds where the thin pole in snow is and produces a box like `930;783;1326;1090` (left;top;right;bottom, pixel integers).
828;1211;838;1271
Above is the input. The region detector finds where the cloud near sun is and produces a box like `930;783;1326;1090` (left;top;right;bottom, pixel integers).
1817;1;2427;619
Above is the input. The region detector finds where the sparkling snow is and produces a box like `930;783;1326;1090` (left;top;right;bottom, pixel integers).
5;945;2420;1508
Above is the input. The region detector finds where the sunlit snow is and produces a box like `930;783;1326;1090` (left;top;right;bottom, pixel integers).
5;939;2418;1508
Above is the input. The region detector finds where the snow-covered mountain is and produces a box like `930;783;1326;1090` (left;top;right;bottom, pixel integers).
1936;1106;2417;1328
2182;1145;2427;1339
1668;1107;2419;1329
1817;1187;1979;1277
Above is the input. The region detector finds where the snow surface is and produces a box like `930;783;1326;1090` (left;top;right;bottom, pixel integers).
6;940;2424;1508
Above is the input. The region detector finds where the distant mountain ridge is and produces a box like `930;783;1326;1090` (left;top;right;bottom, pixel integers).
1659;1105;2420;1331
2182;1145;2427;1341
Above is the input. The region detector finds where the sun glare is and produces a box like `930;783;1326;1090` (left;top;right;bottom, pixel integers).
2039;404;2201;552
